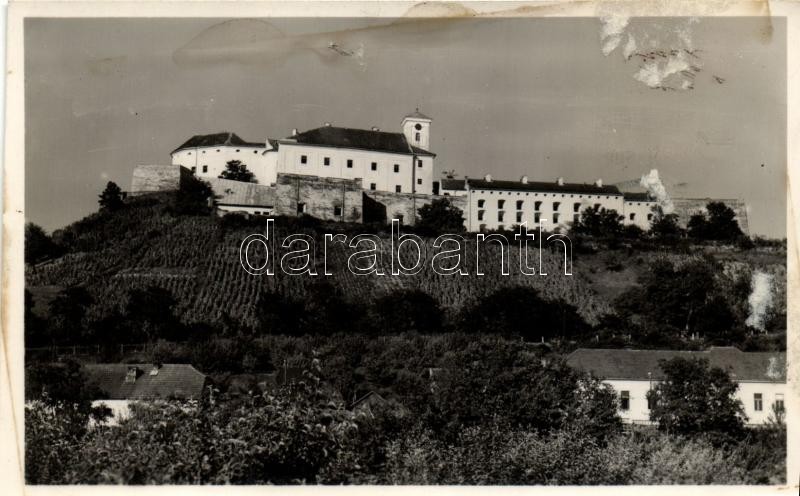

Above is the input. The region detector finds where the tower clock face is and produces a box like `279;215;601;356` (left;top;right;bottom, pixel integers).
415;123;422;130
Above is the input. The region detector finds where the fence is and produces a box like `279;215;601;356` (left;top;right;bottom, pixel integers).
26;343;154;361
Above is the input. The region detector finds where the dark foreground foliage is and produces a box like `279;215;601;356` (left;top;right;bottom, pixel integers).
25;336;786;485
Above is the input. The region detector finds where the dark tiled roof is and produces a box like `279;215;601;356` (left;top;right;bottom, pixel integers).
83;363;208;400
440;178;467;191
567;348;786;383
172;132;265;154
404;109;432;120
286;126;415;155
623;192;655;202
350;391;387;410
410;145;436;157
441;178;622;196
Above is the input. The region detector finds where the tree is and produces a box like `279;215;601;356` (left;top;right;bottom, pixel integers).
219;160;256;183
687;213;709;240
462;286;589;341
25;222;60;264
124;286;183;342
647;357;746;439
372;289;443;334
98;181;124;211
649;206;684;241
25;289;48;348
615;258;724;341
687;202;743;242
173;175;215;215
417;198;466;235
571;205;624;238
432;340;621;440
48;286;94;345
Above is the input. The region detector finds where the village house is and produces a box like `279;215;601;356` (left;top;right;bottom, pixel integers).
82;363;208;423
566;347;786;425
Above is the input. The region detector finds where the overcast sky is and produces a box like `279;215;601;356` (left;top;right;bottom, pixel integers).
25;16;786;236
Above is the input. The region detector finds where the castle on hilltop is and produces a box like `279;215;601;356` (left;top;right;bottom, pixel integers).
131;110;748;234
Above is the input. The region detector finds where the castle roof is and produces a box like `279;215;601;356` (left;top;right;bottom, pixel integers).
284;126;435;156
566;347;786;383
172;132;266;154
623;192;655;202
83;363;208;400
440;178;622;196
207;177;277;207
403;109;432;121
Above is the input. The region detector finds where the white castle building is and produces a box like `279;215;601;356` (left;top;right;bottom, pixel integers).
440;175;657;232
159;110;746;234
170;110;435;196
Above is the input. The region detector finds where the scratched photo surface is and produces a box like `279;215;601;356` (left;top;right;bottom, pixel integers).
23;16;787;485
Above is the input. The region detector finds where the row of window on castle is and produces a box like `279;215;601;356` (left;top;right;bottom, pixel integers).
300;155;424;171
476;199;653;222
479;199;603;212
617;391;785;412
478;211;576;223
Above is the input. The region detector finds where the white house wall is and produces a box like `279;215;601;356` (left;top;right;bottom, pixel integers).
171;146;278;186
737;381;786;424
622;200;658;230
441;187;624;232
603;379;785;426
217;204;275;216
276;143;433;195
91;399;132;426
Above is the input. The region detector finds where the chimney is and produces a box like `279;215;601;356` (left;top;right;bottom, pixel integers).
521;175;528;184
125;366;140;384
557;177;564;186
291;128;298;136
464;175;469;190
324;122;331;127
484;174;492;182
595;178;603;187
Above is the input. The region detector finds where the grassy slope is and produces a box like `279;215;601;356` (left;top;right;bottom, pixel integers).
26;195;786;331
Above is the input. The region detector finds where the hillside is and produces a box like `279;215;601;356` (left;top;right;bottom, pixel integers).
26;194;786;334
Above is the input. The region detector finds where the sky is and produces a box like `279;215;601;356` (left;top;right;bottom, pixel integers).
24;16;786;237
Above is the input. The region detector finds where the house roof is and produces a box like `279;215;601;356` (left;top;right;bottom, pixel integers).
566;347;786;383
284;126;435;156
350;391;387;410
172;132;265;154
410;145;436;157
83;363;208;400
441;178;623;196
207;177;277;207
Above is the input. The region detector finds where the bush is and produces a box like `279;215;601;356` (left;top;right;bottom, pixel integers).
416;198;466;236
630;436;748;484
